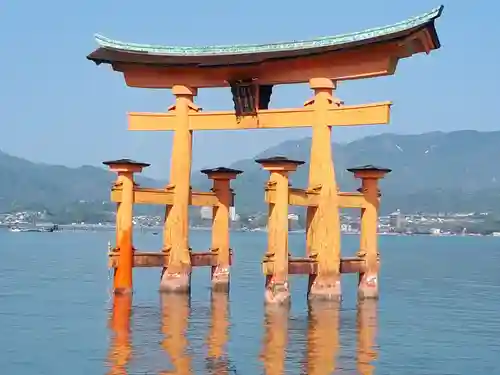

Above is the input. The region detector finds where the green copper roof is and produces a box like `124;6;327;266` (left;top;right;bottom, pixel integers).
94;6;443;56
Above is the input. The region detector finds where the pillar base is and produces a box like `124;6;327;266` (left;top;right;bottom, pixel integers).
114;287;133;295
160;267;191;294
308;275;342;302
264;280;290;305
211;266;230;293
358;272;379;300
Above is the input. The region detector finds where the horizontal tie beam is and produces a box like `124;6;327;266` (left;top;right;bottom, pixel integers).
128;102;391;131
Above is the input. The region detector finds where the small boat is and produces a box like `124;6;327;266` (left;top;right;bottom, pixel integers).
9;224;58;233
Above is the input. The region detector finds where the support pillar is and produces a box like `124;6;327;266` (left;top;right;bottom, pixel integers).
104;159;150;295
348;165;391;299
256;156;304;305
201;167;243;293
306;78;343;302
161;85;198;293
114;175;124;249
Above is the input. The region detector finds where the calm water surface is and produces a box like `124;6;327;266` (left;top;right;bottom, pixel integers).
1;230;499;374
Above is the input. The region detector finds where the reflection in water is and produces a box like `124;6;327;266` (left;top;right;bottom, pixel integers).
357;300;378;375
260;305;289;375
206;293;230;374
160;294;192;375
305;302;340;375
104;294;378;375
106;295;132;375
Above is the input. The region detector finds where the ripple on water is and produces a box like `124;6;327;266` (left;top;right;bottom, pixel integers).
1;231;500;374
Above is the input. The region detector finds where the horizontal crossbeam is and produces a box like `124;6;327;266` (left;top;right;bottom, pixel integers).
265;188;367;208
110;186;231;207
119;50;397;88
262;257;367;275
108;251;233;268
128;102;391;131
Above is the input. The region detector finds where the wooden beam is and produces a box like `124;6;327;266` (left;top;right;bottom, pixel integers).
117;48;398;88
108;251;232;268
265;188;367;208
128;102;391;131
110;186;224;207
289;188;319;206
262;257;366;275
338;192;367;208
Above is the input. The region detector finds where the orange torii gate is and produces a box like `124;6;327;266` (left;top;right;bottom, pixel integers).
88;5;443;303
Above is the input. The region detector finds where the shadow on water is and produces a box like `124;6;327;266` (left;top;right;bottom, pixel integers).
106;295;379;375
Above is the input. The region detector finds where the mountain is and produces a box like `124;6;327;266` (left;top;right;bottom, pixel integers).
0;150;162;220
192;130;500;215
3;130;500;220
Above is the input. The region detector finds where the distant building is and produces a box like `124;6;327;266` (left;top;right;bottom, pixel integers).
230;206;237;221
340;223;353;232
389;209;405;229
200;206;212;220
201;205;238;221
430;228;441;235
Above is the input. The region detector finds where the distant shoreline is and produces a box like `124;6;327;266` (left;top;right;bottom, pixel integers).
0;224;496;237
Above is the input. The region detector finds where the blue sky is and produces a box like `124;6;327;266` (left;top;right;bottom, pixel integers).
0;1;498;178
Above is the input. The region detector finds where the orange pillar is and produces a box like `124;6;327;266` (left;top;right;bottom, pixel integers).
160;294;192;375
161;85;197;293
206;292;230;374
256;156;304;305
357;300;378;375
201;167;243;293
113;175;124;249
348;165;391;299
306;78;342;302
106;294;132;375
305;302;340;375
260;305;289;375
104;159;149;295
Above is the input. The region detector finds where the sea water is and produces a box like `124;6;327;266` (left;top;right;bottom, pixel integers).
1;230;499;374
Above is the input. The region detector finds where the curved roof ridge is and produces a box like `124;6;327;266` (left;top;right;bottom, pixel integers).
94;5;443;56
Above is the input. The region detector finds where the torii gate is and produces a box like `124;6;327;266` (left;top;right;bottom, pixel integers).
88;5;443;303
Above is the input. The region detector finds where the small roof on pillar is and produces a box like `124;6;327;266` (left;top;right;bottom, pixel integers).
103;158;150;168
347;164;392;173
200;167;243;175
88;6;442;68
255;156;305;166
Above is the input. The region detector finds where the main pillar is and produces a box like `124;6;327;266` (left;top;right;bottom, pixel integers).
306;78;342;302
161;85;197;293
348;165;391;299
256;156;304;305
201;167;242;292
104;159;150;295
